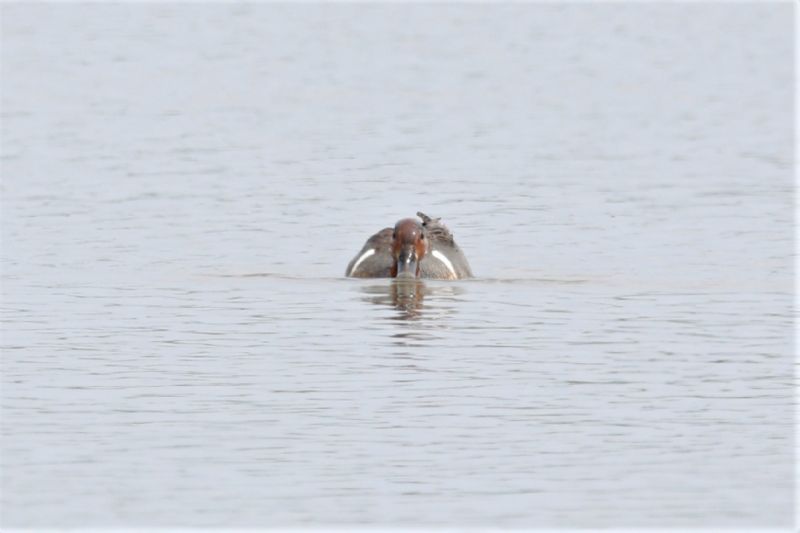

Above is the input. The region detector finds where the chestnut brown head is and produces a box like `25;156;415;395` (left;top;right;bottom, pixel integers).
390;218;428;278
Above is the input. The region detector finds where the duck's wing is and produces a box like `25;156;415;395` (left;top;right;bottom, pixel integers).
418;212;473;279
419;242;473;279
345;228;393;278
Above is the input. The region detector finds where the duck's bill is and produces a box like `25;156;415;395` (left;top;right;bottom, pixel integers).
395;246;418;279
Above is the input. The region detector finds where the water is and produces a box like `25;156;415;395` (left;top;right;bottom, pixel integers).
1;3;794;529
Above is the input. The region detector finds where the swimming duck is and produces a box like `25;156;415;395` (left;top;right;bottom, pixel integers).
345;212;472;280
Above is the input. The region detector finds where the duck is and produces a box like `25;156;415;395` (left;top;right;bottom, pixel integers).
345;212;472;280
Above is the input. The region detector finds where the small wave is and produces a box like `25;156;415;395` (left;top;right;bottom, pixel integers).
209;272;589;285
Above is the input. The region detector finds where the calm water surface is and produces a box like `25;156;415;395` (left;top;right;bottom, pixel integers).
0;3;794;529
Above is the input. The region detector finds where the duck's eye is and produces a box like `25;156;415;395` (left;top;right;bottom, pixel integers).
419;233;424;240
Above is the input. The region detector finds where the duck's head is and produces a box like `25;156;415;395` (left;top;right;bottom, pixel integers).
390;218;428;279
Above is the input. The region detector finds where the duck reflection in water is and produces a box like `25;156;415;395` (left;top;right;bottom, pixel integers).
360;280;466;322
362;279;428;319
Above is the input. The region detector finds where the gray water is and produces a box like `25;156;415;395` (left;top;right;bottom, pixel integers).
0;3;794;529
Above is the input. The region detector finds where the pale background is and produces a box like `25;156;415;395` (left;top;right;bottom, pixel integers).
1;3;793;529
